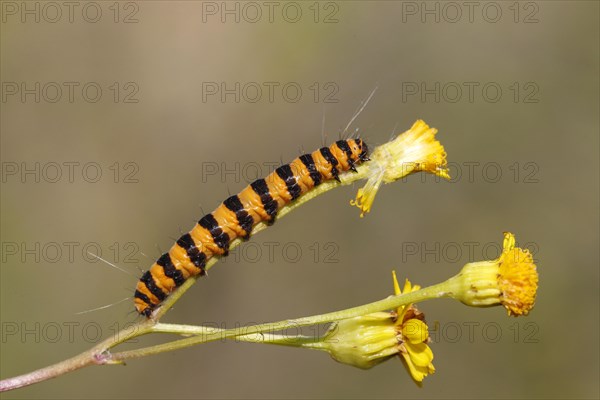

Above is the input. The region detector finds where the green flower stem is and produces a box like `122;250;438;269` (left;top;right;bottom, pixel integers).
111;279;457;362
152;323;321;347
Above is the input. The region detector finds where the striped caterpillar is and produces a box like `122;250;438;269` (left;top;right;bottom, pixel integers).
134;139;369;317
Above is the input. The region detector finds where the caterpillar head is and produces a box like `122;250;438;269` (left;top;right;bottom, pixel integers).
351;138;369;162
331;139;370;173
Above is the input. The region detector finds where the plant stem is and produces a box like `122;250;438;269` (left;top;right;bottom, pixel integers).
111;280;454;361
152;323;322;347
0;319;155;391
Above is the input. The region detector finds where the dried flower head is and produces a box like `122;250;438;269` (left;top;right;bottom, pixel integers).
351;120;449;217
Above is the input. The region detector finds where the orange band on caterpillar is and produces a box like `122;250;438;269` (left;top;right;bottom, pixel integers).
134;139;369;317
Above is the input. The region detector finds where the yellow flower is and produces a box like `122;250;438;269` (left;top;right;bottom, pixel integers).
391;271;435;386
312;272;434;386
351;120;450;217
447;232;538;316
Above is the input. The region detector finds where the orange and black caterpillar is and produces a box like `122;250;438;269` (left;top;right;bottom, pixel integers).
134;139;369;317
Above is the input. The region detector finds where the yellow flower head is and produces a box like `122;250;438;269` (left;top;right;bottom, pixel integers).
391;271;435;386
449;232;538;316
351;120;450;217
315;272;434;386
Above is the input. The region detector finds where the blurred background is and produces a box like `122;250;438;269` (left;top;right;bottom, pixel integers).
1;1;598;398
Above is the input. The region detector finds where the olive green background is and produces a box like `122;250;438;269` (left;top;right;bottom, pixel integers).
1;1;598;399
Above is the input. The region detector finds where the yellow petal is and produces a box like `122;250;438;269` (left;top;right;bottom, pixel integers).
403;278;412;294
399;351;433;386
350;168;384;217
392;270;401;296
503;232;516;253
405;341;434;368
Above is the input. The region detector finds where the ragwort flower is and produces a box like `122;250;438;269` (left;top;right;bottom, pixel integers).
447;232;538;316
311;272;434;385
351;119;450;217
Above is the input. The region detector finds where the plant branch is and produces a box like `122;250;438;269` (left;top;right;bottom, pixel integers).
111;280;453;361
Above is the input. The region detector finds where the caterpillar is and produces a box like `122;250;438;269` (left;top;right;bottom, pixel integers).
134;139;369;317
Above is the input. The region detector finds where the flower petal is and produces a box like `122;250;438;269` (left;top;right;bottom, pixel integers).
399;351;433;386
405;341;434;368
392;270;401;296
